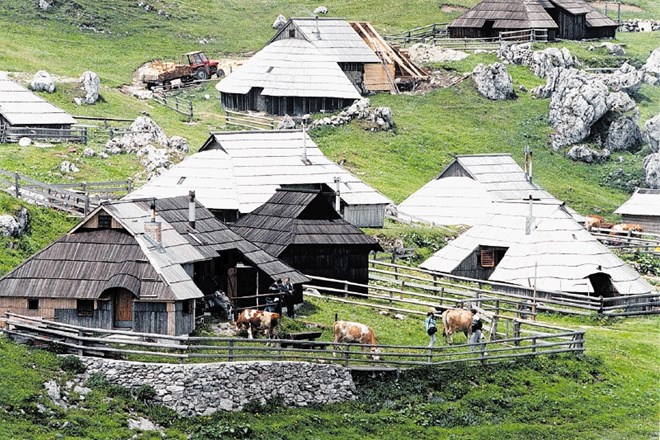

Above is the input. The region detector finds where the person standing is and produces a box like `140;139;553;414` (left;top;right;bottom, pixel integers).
425;308;438;348
470;308;484;352
281;277;295;318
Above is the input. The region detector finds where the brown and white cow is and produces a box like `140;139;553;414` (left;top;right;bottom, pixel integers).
441;309;473;344
609;223;643;236
235;309;280;341
332;320;381;360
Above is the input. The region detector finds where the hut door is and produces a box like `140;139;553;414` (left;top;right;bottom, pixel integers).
227;267;238;300
483;20;495;38
113;289;133;327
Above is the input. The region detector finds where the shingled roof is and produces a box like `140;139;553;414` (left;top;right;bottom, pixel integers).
448;0;558;30
421;201;652;295
614;188;660;217
0;228;197;301
216;39;361;99
230;188;382;257
0;77;76;126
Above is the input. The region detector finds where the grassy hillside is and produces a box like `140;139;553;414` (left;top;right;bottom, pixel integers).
0;305;657;439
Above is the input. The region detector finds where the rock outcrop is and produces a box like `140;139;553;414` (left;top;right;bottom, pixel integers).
312;98;394;131
498;44;577;78
79;71;100;104
644;153;660;188
566;145;610;163
29;70;55;93
645;113;660;153
599;62;643;95
472;63;516;100
273;14;287;29
0;207;30;238
548;69;609;150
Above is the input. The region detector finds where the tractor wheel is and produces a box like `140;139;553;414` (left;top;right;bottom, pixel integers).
216;69;225;78
195;68;209;80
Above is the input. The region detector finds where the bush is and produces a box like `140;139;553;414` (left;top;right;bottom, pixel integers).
60;355;86;374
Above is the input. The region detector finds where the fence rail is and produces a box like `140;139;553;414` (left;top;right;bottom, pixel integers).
224;110;276;131
0;170;132;216
152;94;194;120
385;26;547;49
0;124;88;144
365;261;658;318
2;312;584;369
589;226;660;254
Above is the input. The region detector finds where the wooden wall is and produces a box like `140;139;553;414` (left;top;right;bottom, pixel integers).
343;204;386;228
554;10;586;40
282;245;372;289
222;92;353;116
134;301;169;334
81;212;122;230
364;63;394;92
55;299;113;329
585;26;617;39
450;250;497;280
174;300;196;336
621;214;660;233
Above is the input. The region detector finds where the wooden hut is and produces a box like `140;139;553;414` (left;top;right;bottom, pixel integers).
397;153;583;226
269;17;384;93
447;0;559;39
216;39;361;115
448;0;617;40
230;188;383;288
0;77;78;143
0;195;307;335
421;200;652;296
126;130;393;227
614;188;660;233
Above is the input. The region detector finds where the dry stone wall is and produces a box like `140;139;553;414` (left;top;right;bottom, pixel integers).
81;358;357;416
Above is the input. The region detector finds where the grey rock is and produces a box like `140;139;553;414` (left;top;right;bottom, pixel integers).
566;144;610;163
498;44;576;78
168;136;189;153
29;70;55;93
472;63;516;100
604;114;643;152
644;153;660;188
606;91;636;113
273;14;287;29
44;380;68;409
18;137;32;147
408;44;468;64
38;0;52;11
60;161;80;174
645;113;660;153
600;62;643;95
79;71;100;104
643;48;660;75
277;114;296;130
548;68;609;149
0;215;19;237
313;6;328;14
599;42;625;56
83;148;96;157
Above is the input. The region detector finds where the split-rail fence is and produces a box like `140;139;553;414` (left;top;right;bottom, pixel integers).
2;312;584;369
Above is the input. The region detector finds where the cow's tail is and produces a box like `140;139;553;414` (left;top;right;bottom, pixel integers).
334;312;338;322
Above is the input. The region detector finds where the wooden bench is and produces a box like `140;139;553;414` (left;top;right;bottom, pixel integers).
280;331;324;349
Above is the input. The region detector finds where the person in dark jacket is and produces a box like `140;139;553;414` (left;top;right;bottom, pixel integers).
280;277;295;318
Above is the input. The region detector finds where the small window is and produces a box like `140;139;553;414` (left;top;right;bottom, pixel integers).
177;176;186;185
182;300;192;315
28;298;39;310
98;214;112;229
77;300;94;317
266;66;274;73
288;28;295;38
480;250;496;268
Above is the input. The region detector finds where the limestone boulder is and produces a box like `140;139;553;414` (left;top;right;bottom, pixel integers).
79;71;100;104
643;48;660;75
0;208;30;238
603;114;643;152
600;62;643;95
472;63;516;100
530;47;577;78
599;42;625;56
168;136;189;153
548;69;609;149
60;161;80;174
313;6;328;14
29;70;55;93
278;114;296;130
566;145;610;163
644;153;660;188
273;14;286;29
645;113;660;153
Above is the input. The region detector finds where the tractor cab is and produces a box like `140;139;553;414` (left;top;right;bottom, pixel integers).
183;50;220;80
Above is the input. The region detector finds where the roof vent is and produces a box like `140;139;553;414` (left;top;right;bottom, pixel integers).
144;199;163;247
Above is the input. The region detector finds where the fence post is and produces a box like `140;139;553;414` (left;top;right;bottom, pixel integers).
228;340;234;362
343;344;350;366
439;287;444;305
598;296;604;315
127;178;133;193
344;282;348;299
14;173;20;198
188;101;193;121
513;320;521;346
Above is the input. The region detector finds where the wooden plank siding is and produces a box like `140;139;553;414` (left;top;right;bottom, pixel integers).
620;215;660;234
343;204;387;228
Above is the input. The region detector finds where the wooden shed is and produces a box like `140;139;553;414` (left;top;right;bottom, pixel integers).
126;130;393;227
614;188;660;233
216;39;361;115
448;0;617;40
0;77;78;143
0;195;307;335
421;200;653;296
230;188;383;289
269;17;383;94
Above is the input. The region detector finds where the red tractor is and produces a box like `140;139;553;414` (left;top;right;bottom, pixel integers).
141;50;223;89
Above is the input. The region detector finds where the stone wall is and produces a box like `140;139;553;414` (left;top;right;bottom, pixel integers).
80;358;357;416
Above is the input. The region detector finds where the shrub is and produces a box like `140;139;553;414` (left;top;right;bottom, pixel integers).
60;356;86;374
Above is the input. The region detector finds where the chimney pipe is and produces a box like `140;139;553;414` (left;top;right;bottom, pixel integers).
525;195;533;235
144;198;162;246
334;176;341;213
188;190;196;230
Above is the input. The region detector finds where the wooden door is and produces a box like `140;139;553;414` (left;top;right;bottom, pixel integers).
114;289;133;327
227;267;238;300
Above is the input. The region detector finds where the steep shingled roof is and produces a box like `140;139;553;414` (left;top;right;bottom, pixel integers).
0;77;76;126
230;188;382;257
448;0;558;30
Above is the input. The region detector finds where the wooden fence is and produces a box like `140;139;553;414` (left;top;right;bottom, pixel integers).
0;124;88;144
0;170;133;216
385;26;548;49
2;312;584;369
589;227;660;255
225;110;276;131
152;94;194;120
362;261;659;318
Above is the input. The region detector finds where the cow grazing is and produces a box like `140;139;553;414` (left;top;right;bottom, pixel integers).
609;223;643;236
441;309;474;344
235;309;280;341
332;320;381;360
